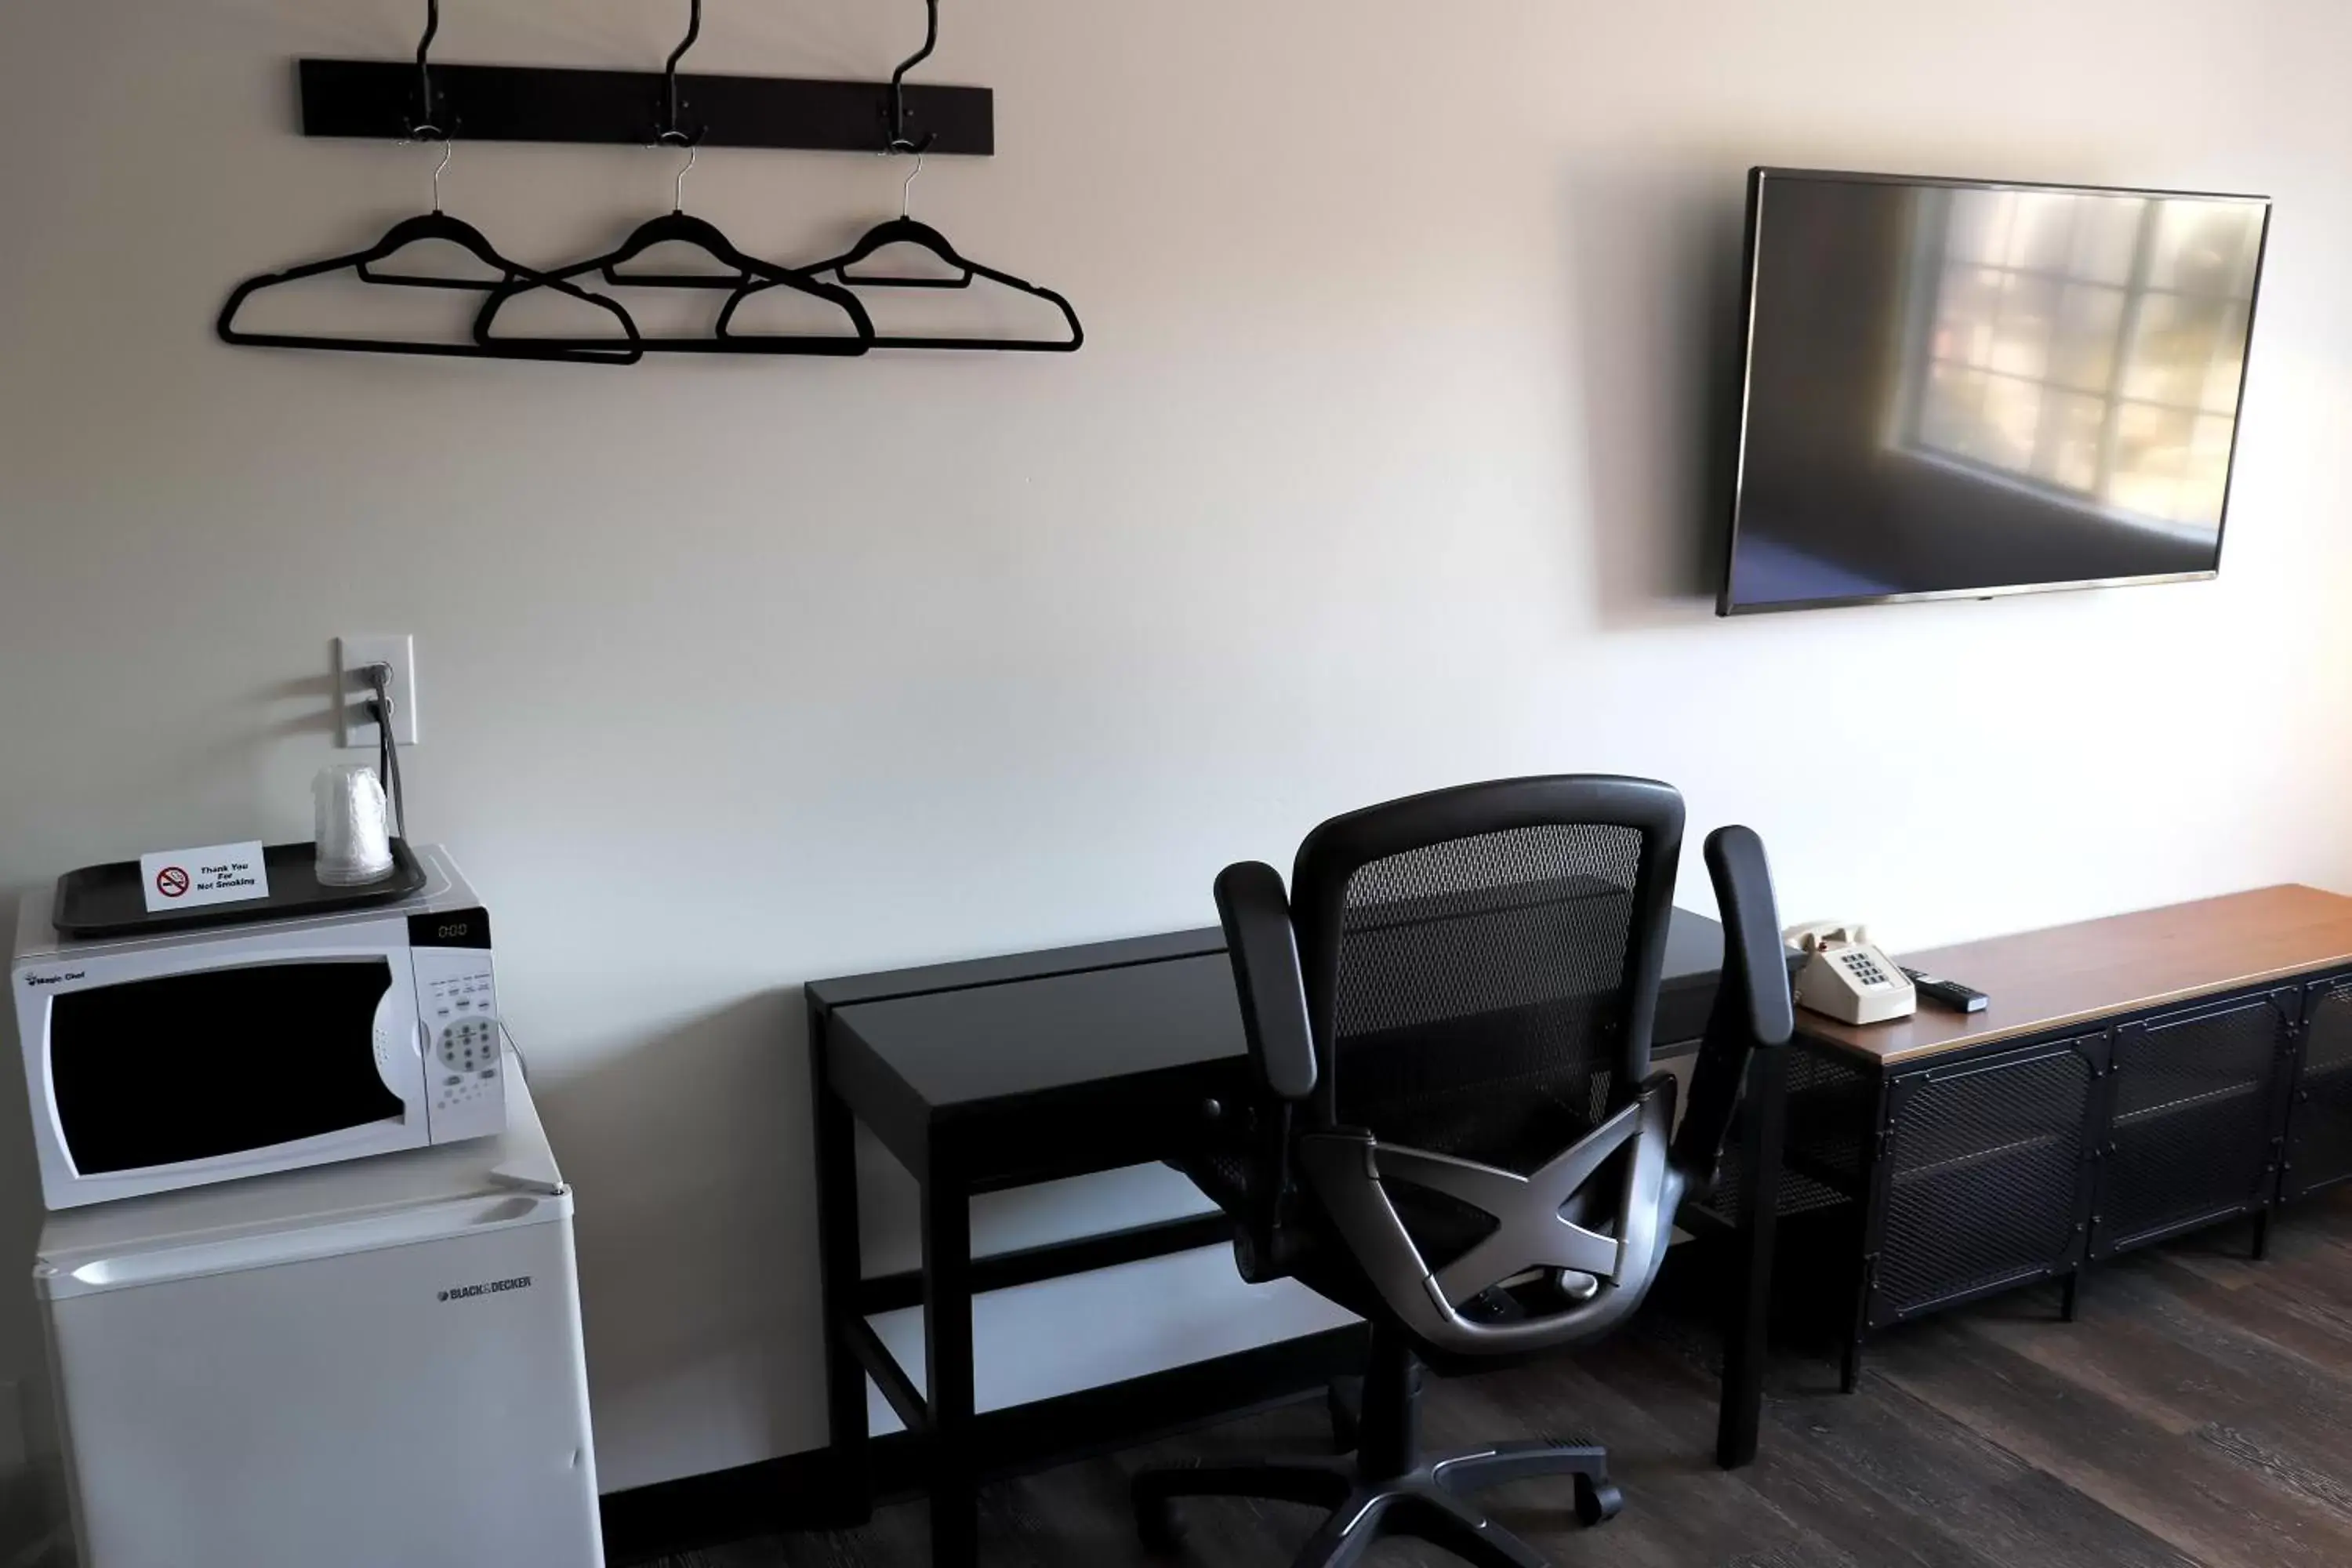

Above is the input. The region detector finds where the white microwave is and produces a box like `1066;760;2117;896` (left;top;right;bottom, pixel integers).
11;844;506;1209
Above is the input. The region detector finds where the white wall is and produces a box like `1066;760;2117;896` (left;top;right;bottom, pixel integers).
3;0;2350;1495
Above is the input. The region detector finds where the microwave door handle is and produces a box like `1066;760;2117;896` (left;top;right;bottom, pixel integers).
411;1017;433;1125
368;975;422;1102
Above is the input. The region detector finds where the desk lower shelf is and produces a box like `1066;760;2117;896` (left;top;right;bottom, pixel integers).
849;1240;1361;1472
854;1214;1232;1318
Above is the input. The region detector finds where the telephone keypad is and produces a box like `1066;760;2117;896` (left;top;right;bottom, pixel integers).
1840;952;1894;988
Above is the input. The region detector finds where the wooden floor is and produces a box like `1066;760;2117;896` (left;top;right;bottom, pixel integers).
662;1189;2352;1568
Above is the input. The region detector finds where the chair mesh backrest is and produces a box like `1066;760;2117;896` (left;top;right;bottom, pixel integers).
1328;822;1648;1178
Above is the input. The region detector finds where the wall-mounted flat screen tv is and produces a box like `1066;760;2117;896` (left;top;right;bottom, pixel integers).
1719;169;2270;615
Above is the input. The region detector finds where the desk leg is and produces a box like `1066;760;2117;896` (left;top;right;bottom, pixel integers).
1717;1046;1786;1470
811;1018;873;1525
923;1163;978;1568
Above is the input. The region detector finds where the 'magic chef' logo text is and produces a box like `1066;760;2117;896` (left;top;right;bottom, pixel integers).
439;1276;532;1303
23;971;84;988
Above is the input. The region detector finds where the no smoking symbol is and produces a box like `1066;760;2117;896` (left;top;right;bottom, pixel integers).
154;866;191;899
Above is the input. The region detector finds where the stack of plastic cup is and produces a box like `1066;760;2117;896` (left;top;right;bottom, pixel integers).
313;764;394;885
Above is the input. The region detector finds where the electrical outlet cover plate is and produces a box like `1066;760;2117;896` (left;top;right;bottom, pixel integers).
336;635;418;748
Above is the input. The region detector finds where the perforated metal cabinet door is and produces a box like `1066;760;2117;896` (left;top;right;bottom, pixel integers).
2285;975;2352;1201
2091;991;2298;1257
1867;1036;2099;1330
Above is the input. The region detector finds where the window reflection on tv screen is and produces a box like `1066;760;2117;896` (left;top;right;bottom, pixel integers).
1721;170;2268;613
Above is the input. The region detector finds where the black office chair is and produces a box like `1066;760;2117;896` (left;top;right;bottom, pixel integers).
1132;775;1791;1568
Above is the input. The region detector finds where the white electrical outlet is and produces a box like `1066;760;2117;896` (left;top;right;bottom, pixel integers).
336;635;419;749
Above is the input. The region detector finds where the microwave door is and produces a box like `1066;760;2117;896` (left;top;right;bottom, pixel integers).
42;955;431;1204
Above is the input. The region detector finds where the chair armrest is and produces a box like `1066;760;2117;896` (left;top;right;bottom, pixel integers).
1214;861;1317;1101
1210;861;1318;1282
1670;826;1795;1195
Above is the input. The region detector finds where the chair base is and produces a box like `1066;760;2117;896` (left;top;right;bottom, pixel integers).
1132;1439;1620;1568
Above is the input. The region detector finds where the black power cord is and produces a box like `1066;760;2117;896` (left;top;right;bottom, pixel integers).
361;662;408;843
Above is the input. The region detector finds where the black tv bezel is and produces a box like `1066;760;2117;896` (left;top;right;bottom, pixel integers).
1716;165;2274;617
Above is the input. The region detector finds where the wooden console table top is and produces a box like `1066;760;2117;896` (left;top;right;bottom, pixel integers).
1800;884;2352;1066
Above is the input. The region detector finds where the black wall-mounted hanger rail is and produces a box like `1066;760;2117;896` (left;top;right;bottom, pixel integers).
298;0;992;158
226;0;1080;364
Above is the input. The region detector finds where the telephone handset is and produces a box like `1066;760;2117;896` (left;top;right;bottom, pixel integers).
1784;920;1917;1025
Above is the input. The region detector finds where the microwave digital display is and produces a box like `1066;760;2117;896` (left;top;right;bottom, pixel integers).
49;960;405;1175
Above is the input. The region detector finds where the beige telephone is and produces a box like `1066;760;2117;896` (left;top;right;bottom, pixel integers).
1784;920;1917;1025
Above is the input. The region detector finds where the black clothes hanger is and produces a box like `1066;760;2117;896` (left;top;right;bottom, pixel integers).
218;147;644;362
218;4;641;363
717;2;1081;354
721;203;1083;353
470;1;873;358
471;144;874;356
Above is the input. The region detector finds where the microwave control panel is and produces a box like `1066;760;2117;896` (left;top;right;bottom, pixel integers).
413;947;505;1142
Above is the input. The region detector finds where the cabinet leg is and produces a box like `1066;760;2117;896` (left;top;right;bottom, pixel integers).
1840;1240;1870;1395
2252;1209;2272;1261
1839;1214;1873;1396
2060;1272;2081;1323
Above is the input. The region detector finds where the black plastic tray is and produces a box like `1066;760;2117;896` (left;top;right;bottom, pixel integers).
52;839;428;939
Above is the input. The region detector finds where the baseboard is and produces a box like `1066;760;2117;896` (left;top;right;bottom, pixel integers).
600;1431;920;1566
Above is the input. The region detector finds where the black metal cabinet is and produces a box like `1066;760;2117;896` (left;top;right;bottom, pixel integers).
2090;991;2299;1257
2285;973;2352;1201
1774;907;2352;1396
1867;1036;2100;1330
1798;977;2336;1390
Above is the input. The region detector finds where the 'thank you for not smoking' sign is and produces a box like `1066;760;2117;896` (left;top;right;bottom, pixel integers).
139;841;270;915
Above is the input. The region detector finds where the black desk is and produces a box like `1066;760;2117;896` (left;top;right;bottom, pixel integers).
806;909;1786;1567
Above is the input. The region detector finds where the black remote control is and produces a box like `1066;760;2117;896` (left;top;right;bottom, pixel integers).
1902;967;1988;1013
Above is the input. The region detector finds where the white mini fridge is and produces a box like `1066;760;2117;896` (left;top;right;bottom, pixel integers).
32;1049;603;1567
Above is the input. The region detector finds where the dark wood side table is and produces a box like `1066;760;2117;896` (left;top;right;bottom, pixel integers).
806;908;1785;1567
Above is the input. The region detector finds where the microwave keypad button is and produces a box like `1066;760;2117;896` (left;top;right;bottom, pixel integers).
439;1017;495;1075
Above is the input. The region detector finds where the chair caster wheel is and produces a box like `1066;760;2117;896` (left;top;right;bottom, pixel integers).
1574;1475;1623;1526
1134;1494;1187;1554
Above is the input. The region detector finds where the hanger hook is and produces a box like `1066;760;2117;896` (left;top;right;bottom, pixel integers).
668;138;698;214
886;0;939;156
430;136;452;214
411;0;441;140
900;146;924;220
664;0;702;144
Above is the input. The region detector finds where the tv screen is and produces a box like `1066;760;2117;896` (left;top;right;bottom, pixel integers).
1719;169;2269;615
